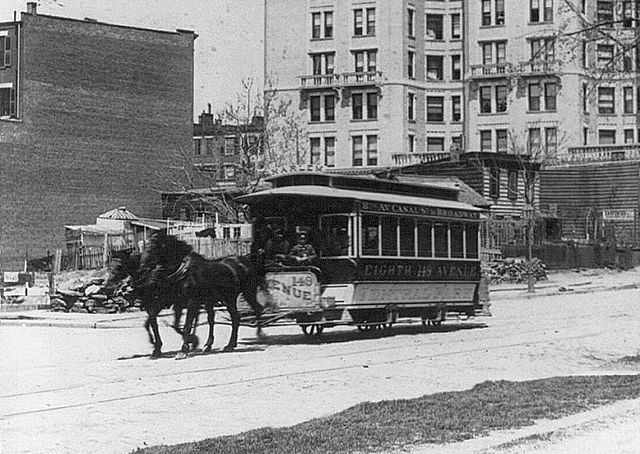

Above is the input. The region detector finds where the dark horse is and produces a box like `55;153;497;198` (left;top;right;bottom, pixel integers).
106;248;188;358
139;230;266;359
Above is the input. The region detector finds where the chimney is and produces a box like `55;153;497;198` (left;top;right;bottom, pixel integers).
207;103;212;114
199;109;214;130
26;2;37;15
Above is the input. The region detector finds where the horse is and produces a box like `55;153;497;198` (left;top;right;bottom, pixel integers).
139;230;266;359
106;248;189;358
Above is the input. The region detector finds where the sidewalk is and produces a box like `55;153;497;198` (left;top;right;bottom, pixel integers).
3;268;640;329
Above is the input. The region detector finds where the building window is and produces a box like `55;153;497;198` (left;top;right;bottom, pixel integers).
480;131;492;152
194;138;202;156
367;135;378;165
427;137;445;152
426;96;444;122
528;83;541;111
408;8;416;38
205;138;214;155
625;129;635;143
480;86;492;113
352;136;363;166
312;12;321;38
310;137;321;164
507;171;518;200
0;86;16;118
451;13;461;39
311;52;334;75
623;1;634;27
495;0;505;25
324;12;333;38
482;0;492;26
426;55;444;80
325;137;335;167
624;87;634;113
597;1;614;24
0;36;11;68
352;93;363;120
528;128;541;154
623;50;633;72
496;85;508;112
489;168;500;199
325;95;335;121
496;129;508;153
451;55;461;80
408;92;416;121
598;129;616;144
408;50;416;79
354;50;377;73
367;8;376;35
583;127;589;145
223;165;235;181
452;136;463;152
310;95;321;121
426;14;443;40
366;92;378;119
531;0;553;22
224;137;236;156
531;37;555;60
355;8;376;36
583;83;589;113
545;127;557;156
408;134;415;153
452;95;461;122
598;87;615;114
544;82;557;110
597;44;614;69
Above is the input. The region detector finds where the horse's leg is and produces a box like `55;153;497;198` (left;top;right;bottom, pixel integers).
172;302;183;335
243;284;265;338
176;302;198;360
224;296;240;352
203;302;216;353
148;308;163;359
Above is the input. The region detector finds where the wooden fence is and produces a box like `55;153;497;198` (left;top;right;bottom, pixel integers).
65;238;253;270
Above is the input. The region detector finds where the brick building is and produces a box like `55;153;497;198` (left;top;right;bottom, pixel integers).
0;3;195;268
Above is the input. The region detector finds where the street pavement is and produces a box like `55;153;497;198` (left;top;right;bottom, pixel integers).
2;267;640;329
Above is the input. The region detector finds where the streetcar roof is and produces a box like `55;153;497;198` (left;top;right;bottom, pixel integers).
236;185;483;212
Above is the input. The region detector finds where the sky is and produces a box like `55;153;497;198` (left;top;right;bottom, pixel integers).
1;0;264;119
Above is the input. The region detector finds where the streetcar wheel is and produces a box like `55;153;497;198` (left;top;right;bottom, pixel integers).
301;324;324;339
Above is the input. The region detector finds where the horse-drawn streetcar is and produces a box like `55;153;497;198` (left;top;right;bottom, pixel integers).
238;172;491;337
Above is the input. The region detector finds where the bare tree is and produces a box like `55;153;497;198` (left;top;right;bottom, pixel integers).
157;78;308;224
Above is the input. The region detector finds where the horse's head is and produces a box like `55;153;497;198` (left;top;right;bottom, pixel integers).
106;248;140;289
140;230;193;279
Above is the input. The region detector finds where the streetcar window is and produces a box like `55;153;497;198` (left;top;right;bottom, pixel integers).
321;215;350;256
381;217;398;256
362;215;379;255
434;222;449;258
417;220;432;257
450;222;464;258
466;223;479;259
399;218;415;257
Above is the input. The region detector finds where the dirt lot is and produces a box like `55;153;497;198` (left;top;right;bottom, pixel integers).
2;269;640;453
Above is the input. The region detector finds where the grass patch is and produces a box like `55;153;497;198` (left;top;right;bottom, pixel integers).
132;374;640;454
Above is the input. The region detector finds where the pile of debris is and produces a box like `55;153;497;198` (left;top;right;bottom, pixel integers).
49;270;139;313
485;257;548;285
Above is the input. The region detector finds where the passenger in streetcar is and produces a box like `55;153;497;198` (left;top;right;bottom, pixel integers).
288;229;318;265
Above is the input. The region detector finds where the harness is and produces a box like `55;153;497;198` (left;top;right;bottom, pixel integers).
165;254;193;282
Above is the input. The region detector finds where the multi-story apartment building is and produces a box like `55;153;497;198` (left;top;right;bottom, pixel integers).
465;0;640;158
192;106;264;187
264;0;465;170
0;3;195;268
